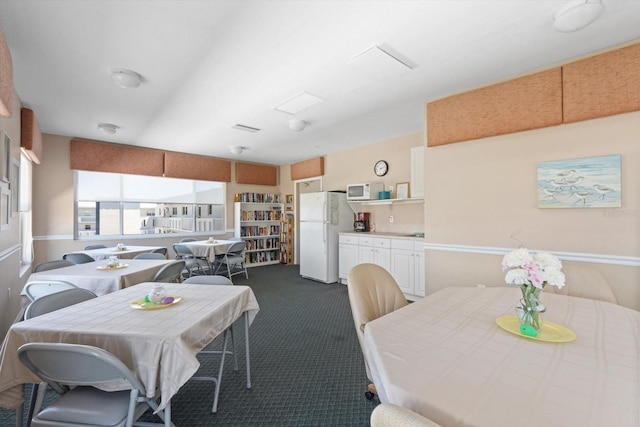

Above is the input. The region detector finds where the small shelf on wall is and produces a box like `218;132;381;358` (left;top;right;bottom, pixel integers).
347;198;424;213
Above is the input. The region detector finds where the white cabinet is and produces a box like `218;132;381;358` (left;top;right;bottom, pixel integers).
390;239;425;299
339;233;425;299
410;146;425;198
338;234;359;283
358;237;390;272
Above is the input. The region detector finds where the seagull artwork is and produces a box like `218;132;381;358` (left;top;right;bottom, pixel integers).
557;169;576;180
542;188;562;199
593;184;614;199
548;179;567;190
563;176;585;191
573;191;590;205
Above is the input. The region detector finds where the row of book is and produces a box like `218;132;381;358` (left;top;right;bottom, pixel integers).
240;225;280;237
241;210;282;221
234;193;282;203
245;250;279;264
245;238;279;251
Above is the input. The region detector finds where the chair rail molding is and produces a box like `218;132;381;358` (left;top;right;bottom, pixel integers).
423;243;640;267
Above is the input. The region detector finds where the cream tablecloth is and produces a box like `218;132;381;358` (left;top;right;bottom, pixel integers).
364;287;639;427
0;282;260;411
24;259;170;296
76;245;166;260
181;240;235;262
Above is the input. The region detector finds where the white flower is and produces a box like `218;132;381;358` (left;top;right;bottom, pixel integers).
505;268;529;285
542;268;565;289
533;252;563;270
502;248;533;271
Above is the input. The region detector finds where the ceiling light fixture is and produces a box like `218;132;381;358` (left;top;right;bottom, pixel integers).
97;123;118;135
553;0;604;32
111;69;142;89
289;119;308;132
230;146;244;155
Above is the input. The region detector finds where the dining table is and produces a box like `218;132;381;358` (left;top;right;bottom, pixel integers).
180;239;236;264
364;286;640;427
24;259;171;296
74;245;166;260
0;282;260;424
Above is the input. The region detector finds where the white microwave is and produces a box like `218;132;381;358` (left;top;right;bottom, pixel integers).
347;183;384;200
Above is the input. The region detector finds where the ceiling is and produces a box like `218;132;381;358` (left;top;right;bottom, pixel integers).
1;1;639;166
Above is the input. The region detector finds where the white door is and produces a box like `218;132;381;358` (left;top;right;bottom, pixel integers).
299;221;328;282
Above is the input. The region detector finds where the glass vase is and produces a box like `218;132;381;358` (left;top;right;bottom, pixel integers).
515;297;546;332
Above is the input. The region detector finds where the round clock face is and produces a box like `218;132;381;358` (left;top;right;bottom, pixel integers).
374;160;388;176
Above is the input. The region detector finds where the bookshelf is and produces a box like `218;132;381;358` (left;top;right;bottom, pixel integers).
280;213;294;265
234;200;283;267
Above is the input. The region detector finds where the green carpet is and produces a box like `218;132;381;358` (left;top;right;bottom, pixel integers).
1;264;378;426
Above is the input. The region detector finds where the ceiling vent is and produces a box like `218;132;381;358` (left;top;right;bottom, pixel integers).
274;92;326;115
232;124;261;133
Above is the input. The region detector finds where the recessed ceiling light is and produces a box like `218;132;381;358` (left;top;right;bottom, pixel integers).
97;123;118;134
111;69;142;89
553;0;603;32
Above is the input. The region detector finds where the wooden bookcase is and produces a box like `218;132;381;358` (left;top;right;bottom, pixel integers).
280;213;294;265
234;200;283;267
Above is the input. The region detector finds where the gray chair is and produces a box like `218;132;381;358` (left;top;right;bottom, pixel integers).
151;260;186;283
18;342;169;427
213;241;248;281
84;244;107;250
182;275;236;413
348;263;408;400
151;247;168;257
32;259;74;273
25;288;97;319
179;237;197;243
62;252;95;264
173;243;208;277
133;252;166;260
24;280;78;302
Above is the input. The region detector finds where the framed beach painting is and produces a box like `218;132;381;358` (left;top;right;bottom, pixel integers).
537;154;621;208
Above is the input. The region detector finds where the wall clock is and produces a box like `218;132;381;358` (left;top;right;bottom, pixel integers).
374;160;388;177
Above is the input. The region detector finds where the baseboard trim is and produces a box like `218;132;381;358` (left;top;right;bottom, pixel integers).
423;243;640;267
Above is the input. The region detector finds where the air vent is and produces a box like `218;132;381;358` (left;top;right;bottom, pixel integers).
275;92;326;115
232;124;261;133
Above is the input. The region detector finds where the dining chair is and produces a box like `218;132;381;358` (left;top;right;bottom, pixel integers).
172;243;208;277
17;342;170;427
22;287;98;425
213;241;248;281
151;260;186;283
24;280;78;301
182;275;237;413
348;263;408;400
62;252;96;264
179;237;197;243
133;252;166;260
370;403;442;427
84;244;107;250
32;259;74;273
151;247;168;257
546;263;618;304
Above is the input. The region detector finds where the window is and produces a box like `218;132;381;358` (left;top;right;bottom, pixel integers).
75;171;225;238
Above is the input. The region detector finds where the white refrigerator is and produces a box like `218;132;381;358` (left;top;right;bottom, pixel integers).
299;191;353;283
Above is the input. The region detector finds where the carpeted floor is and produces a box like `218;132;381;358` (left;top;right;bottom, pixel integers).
1;264;379;426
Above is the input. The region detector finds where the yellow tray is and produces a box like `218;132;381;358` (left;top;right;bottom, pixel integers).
496;315;576;343
130;295;181;310
96;263;128;270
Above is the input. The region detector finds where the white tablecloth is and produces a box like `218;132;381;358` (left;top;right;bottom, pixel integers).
76;245;166;260
181;240;235;262
0;282;260;411
24;259;171;296
364;287;640;427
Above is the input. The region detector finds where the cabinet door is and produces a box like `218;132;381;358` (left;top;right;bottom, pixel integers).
391;249;414;295
373;249;391;272
339;244;359;282
358;245;375;265
414;250;425;297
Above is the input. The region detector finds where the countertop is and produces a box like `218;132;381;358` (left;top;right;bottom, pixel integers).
339;231;424;241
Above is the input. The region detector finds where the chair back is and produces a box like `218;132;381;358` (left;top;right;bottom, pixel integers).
18;342;145;395
173;243;195;259
151;247;168;256
84;244;107;250
134;252;166;260
179;238;197;243
546;263;618;304
152;260;186;283
347;263;408;380
25;288;97;319
63;252;96;264
33;259;74;272
24;280;78;301
226;241;246;256
183;276;233;286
